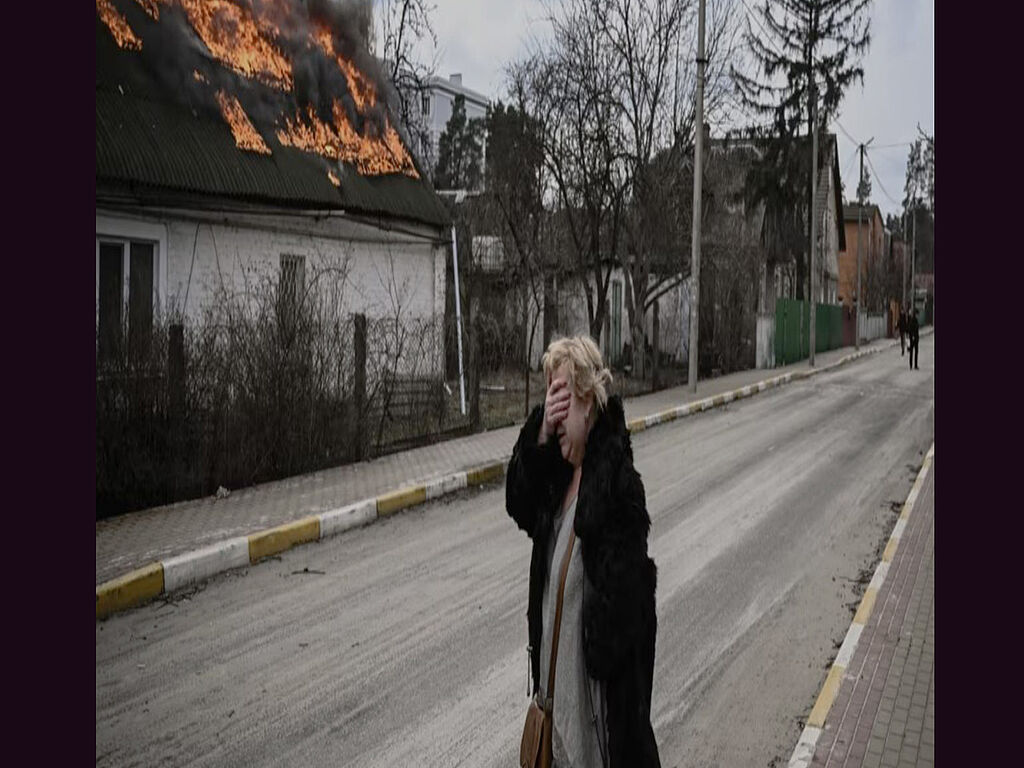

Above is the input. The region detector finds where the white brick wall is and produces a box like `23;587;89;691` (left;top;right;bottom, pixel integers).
97;208;447;375
525;269;686;369
96;209;443;322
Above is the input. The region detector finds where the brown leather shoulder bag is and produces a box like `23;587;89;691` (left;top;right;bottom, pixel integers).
520;524;576;768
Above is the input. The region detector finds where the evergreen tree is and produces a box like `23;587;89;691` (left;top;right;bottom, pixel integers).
733;0;872;299
434;94;484;190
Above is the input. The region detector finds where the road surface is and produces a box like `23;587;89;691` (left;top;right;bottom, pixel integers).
96;335;935;767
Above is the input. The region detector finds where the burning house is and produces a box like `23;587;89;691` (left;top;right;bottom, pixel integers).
96;0;450;362
96;0;456;514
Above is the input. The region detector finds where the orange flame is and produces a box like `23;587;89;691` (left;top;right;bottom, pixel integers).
276;101;418;178
99;0;422;178
134;0;160;20
312;24;377;112
216;90;271;155
180;0;293;90
380;119;419;178
97;0;143;50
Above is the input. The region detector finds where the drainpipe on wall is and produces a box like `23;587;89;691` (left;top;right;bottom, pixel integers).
451;225;466;415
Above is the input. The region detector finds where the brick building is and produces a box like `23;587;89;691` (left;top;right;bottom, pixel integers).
839;203;885;309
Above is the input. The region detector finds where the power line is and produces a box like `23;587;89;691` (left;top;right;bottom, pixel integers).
834;118;859;147
834;120;913;153
840;149;857;186
865;151;901;208
868;142;913;150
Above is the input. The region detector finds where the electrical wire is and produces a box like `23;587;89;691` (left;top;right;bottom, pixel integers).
839;150;858;191
833;118;859;147
865;152;902;208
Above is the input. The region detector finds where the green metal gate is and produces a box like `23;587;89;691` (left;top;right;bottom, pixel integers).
774;299;843;366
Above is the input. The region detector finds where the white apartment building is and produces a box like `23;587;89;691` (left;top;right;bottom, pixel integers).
408;73;490;182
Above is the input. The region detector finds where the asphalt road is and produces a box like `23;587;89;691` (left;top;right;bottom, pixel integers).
96;335;935;768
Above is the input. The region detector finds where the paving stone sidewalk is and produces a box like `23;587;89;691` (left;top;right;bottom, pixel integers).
811;459;935;768
97;337;903;585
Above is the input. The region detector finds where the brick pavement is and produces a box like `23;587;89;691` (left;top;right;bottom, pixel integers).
811;459;935;768
96;337;901;585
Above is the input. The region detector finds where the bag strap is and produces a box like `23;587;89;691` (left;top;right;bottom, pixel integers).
545;519;577;705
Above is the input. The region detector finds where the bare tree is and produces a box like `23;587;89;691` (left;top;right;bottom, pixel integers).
510;0;741;377
511;1;629;340
610;0;742;378
377;0;440;172
603;0;686;378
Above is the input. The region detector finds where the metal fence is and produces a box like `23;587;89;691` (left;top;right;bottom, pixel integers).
857;312;888;343
772;299;844;366
96;306;466;518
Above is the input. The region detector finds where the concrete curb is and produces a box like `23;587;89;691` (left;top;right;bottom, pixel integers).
786;443;935;768
97;334;923;620
95;462;508;620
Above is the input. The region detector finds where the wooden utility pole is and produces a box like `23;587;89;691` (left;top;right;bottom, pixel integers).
687;0;706;393
911;202;917;321
688;0;704;393
902;210;907;312
809;83;818;366
856;138;873;349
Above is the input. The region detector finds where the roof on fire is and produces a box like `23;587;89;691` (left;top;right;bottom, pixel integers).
95;14;450;229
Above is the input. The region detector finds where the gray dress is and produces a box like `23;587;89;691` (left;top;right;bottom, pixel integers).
539;495;609;768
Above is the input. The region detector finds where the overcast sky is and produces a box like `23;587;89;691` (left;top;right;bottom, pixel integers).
390;0;933;221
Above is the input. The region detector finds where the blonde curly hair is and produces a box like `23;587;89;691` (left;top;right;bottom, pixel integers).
541;335;614;411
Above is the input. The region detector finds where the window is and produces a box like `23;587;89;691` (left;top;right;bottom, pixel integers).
96;238;156;363
421;93;431;116
279;254;306;327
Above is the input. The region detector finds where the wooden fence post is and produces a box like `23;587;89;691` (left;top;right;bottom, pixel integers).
352;313;367;460
469;313;481;432
652;300;660;389
168;323;185;495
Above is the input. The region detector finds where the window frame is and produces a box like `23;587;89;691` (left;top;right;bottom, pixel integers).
278;253;307;330
95;216;167;357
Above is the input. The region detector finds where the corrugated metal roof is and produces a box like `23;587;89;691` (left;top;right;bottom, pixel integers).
95;15;449;228
843;203;883;222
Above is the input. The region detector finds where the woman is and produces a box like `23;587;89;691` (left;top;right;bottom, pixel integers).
506;336;661;768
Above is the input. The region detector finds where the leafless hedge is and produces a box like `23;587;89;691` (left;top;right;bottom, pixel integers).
96;264;455;518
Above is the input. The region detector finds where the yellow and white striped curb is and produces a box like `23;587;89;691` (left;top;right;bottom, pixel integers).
787;443;934;768
96;458;508;620
97;340;905;620
626;340;897;434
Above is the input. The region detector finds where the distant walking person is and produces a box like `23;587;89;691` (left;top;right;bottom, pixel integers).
897;306;907;356
907;309;920;370
508;335;661;768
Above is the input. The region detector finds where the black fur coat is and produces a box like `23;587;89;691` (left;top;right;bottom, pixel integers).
506;395;661;768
